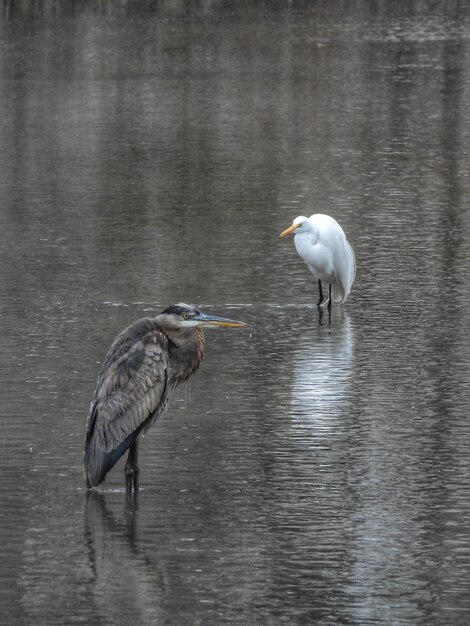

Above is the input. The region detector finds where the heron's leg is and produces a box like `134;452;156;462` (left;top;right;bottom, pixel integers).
125;439;139;493
317;280;324;307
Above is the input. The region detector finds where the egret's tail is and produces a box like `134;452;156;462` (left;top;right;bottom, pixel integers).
331;284;347;304
332;238;356;304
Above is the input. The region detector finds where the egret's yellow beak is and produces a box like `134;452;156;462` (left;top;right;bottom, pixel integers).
279;223;300;238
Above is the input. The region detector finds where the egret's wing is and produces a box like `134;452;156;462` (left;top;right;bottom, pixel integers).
309;213;342;232
331;232;356;302
86;320;169;453
310;215;355;303
345;237;356;285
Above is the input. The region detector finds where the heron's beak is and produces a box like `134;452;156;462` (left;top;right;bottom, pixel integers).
279;223;300;238
195;312;247;328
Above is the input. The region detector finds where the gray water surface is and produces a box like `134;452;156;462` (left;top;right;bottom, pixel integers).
2;2;470;624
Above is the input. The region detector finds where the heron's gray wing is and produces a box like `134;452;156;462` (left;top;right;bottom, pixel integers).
87;328;169;453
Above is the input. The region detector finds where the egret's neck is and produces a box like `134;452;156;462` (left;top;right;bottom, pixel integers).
296;224;318;245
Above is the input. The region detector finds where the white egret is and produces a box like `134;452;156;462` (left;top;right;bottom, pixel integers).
279;214;356;309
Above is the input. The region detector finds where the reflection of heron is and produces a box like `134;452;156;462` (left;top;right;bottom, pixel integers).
83;491;165;622
279;214;356;311
84;303;246;492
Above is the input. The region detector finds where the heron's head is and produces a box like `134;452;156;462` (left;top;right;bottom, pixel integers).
157;303;247;330
279;216;309;238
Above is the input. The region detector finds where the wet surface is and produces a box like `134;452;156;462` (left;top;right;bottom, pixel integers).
1;1;470;624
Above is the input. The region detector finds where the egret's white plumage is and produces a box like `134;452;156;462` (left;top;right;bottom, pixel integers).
279;214;356;307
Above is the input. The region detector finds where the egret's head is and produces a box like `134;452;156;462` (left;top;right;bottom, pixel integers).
157;303;247;330
279;216;309;238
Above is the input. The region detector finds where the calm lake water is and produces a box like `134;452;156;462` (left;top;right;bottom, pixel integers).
2;1;470;624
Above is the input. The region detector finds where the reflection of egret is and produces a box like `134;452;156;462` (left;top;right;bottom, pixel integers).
84;303;246;492
279;215;356;311
83;491;166;622
290;315;354;434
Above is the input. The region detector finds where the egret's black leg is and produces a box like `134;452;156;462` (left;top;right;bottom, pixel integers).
327;284;332;325
317;280;324;307
125;439;140;493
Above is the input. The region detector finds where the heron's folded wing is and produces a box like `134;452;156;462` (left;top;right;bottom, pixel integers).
87;330;169;453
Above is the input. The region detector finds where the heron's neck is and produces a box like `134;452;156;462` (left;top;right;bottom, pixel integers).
165;327;205;383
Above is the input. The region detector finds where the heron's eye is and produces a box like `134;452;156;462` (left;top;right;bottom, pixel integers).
183;313;189;319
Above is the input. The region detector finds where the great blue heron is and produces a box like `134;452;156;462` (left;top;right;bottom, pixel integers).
84;303;246;492
279;214;356;311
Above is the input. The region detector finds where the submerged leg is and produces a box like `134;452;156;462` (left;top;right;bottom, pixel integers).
318;284;332;321
318;280;332;310
125;439;140;493
317;280;324;307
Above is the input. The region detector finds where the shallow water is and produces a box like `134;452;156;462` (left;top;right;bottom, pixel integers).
2;1;470;624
